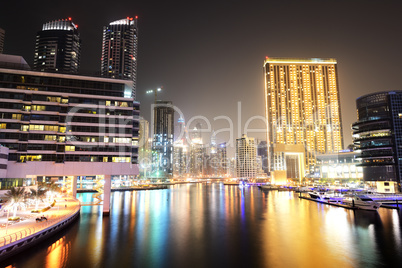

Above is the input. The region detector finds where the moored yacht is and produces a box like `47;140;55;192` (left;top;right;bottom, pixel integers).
341;195;381;211
308;190;336;201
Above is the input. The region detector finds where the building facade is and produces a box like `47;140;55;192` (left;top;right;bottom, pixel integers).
152;100;174;177
173;139;188;178
236;134;257;179
217;142;228;177
0;63;139;182
352;91;402;192
33;18;81;74
138;119;151;178
315;151;363;181
264;57;343;179
189;138;204;177
257;140;268;175
0;28;4;54
101;17;138;99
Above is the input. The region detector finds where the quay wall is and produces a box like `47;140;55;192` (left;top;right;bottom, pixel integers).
0;201;80;262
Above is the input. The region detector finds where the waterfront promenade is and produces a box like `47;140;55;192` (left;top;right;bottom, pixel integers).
0;197;80;249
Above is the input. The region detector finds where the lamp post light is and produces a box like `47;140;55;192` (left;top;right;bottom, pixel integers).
5;208;9;234
146;87;162;103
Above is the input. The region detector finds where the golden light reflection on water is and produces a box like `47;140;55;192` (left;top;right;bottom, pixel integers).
45;236;70;268
262;191;357;268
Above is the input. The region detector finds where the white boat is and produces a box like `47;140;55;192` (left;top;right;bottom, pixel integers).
308;190;336;201
341;195;381;211
295;186;310;193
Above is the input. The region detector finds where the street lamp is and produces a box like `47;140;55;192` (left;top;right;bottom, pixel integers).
146;87;162;103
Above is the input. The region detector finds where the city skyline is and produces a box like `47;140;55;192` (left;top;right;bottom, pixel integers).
1;1;402;155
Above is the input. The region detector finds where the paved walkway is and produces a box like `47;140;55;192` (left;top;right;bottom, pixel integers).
0;197;80;247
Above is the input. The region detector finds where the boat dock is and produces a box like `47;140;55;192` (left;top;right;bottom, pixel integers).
299;193;400;210
299;195;358;210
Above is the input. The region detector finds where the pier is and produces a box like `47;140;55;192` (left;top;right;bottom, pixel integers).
298;193;400;210
298;195;358;210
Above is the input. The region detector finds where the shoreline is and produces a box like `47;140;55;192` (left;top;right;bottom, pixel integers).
0;197;81;262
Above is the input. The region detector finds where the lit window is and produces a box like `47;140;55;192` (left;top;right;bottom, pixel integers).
112;157;130;163
25;155;42;161
65;146;75;151
29;125;45;131
12;114;22;120
44;125;58;131
45;135;57;141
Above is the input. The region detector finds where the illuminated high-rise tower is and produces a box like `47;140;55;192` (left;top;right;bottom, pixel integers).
34;18;81;73
101;17;138;99
264;57;343;180
236;134;257;179
152;101;174;177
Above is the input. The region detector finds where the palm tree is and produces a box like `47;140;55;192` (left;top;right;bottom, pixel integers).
5;187;27;218
38;181;61;202
30;188;47;210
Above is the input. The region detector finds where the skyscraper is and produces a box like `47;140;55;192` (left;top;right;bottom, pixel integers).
101;17;138;99
33;18;81;73
189;139;204;177
209;132;218;176
0;27;5;54
264;57;343;181
217;142;228;177
152;100;174;177
139;119;151;178
173;139;188;178
257;140;268;175
236;134;257;179
353;91;402;193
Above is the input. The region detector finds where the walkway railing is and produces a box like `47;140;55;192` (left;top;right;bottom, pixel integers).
0;201;80;248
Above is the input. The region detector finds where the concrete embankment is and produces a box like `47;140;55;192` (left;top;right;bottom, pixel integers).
0;198;80;262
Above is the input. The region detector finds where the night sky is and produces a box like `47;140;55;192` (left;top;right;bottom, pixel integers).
1;0;402;156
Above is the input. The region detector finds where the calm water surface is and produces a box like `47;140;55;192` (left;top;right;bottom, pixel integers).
1;183;402;268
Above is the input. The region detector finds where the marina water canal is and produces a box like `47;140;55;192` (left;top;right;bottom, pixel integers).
2;183;402;267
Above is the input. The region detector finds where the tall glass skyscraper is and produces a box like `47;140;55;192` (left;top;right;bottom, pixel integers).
152;101;174;177
33;18;81;73
353;91;402;192
263;57;343;180
101;17;138;99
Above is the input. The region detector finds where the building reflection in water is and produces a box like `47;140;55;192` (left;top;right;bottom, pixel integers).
45;236;70;268
3;183;402;267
